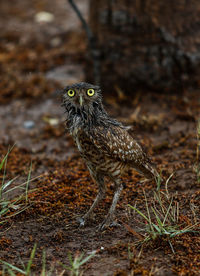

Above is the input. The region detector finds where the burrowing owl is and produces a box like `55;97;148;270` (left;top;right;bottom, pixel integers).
62;82;158;230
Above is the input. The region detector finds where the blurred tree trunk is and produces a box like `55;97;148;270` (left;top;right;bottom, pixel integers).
87;0;200;93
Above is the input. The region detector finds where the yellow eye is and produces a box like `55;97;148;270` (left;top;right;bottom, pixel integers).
67;89;75;97
87;88;95;97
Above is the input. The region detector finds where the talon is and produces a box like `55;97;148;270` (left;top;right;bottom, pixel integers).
98;222;110;231
77;217;85;227
98;218;120;231
97;223;106;231
110;221;121;227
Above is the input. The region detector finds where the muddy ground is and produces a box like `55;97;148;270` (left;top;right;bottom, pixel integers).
0;1;200;275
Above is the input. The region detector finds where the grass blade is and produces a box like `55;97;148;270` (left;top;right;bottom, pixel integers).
162;197;173;225
0;260;26;275
151;207;163;228
128;204;150;223
2;177;19;192
41;250;46;276
78;251;96;266
26;243;37;275
25;162;32;204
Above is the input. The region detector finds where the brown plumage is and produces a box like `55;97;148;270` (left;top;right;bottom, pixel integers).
62;82;158;229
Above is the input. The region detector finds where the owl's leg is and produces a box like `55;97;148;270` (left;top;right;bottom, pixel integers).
99;179;123;230
79;174;106;226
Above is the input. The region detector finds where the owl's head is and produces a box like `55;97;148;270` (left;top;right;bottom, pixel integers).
62;82;123;130
62;82;103;116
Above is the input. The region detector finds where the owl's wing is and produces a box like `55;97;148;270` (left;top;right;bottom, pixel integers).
91;125;157;178
91;125;147;165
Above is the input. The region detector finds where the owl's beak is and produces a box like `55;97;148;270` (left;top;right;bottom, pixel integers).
79;95;83;107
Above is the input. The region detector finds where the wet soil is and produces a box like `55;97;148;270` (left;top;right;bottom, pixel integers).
0;1;200;275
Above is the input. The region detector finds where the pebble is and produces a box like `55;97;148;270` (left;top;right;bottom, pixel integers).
35;11;55;23
23;120;35;129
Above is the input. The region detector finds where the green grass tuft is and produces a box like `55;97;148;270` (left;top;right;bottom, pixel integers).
0;245;96;276
61;251;96;276
0;244;37;275
129;174;198;253
0;146;39;225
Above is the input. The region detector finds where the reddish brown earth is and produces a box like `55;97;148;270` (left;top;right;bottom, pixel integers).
0;1;200;275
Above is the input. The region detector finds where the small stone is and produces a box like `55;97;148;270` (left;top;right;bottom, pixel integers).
50;37;61;47
23;120;35;129
42;116;59;126
35;11;55;23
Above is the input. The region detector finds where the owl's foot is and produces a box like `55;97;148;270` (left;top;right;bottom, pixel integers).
77;213;94;227
98;217;121;231
77;217;86;227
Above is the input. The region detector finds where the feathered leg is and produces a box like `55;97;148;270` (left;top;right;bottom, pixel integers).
99;179;123;230
79;173;105;226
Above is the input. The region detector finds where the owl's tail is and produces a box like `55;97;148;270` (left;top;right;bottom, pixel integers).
134;161;160;180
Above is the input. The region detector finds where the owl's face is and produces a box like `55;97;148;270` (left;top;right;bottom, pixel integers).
63;82;102;114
